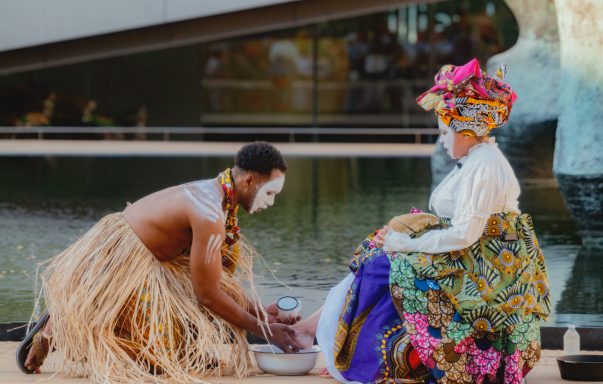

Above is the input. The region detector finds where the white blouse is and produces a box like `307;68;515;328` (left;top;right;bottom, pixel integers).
384;138;521;254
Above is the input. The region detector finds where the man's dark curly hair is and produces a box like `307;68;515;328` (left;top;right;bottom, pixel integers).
235;141;288;175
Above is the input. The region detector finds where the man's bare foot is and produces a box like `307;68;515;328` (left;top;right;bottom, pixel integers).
24;333;49;373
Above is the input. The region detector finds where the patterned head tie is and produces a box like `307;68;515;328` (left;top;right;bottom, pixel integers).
416;58;517;137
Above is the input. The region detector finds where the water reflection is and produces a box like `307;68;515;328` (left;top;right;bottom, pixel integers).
556;247;603;326
0;156;596;325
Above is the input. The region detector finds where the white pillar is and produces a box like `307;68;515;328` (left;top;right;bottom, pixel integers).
480;0;560;182
488;0;560;127
553;0;603;176
553;0;603;246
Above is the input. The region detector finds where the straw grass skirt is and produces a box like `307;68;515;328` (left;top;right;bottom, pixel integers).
42;212;256;383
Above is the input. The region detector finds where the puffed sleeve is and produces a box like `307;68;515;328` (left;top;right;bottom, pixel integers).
384;163;499;253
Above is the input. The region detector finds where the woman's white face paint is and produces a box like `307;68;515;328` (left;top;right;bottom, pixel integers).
250;176;285;214
438;118;456;159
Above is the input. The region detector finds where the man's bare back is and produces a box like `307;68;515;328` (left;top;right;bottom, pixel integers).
122;178;224;261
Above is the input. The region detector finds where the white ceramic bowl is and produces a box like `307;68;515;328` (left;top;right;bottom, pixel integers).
251;345;320;376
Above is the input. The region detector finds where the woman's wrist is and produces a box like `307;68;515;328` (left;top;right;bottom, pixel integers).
383;231;412;252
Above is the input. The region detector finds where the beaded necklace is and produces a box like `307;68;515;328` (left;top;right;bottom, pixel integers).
218;168;240;274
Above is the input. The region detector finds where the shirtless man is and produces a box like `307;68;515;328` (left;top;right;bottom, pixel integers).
21;141;303;378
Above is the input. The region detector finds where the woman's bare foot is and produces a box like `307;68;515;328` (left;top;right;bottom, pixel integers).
290;308;322;350
291;323;315;350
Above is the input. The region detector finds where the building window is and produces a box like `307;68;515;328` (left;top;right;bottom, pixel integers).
0;0;517;132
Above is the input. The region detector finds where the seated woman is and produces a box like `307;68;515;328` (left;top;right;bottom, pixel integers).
293;58;551;384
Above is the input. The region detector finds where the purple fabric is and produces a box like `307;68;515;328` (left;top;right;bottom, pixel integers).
339;250;403;382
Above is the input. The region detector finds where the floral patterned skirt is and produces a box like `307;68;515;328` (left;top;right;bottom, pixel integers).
333;212;550;384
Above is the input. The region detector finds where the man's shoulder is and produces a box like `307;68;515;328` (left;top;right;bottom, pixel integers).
180;177;219;191
181;178;226;226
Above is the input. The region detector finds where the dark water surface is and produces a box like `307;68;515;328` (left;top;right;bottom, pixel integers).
0;156;597;326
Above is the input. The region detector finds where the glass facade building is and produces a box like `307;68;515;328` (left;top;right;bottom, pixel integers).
0;0;518;131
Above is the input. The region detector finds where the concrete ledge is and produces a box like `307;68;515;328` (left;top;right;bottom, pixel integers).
2;322;602;350
541;326;603;351
0;140;435;158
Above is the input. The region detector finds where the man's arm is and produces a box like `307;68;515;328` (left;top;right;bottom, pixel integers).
189;219;303;352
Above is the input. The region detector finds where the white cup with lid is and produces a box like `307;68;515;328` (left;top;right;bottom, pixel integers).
276;296;302;319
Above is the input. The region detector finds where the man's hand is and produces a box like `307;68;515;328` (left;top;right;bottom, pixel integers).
267;323;304;353
265;302;301;325
373;225;389;247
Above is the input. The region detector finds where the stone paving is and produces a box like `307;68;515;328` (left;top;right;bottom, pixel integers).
1;342;601;383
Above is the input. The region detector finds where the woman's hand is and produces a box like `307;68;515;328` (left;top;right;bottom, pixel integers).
375;225;414;252
373;225;390;247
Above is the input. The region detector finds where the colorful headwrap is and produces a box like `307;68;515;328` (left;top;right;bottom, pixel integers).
417;58;517;137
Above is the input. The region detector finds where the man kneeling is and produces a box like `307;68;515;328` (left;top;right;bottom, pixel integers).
19;141;303;383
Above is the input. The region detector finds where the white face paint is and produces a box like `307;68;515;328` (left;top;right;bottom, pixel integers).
183;180;226;223
250;176;285;214
438;118;456;159
205;233;223;265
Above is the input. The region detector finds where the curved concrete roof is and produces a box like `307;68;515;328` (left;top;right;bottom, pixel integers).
0;0;298;52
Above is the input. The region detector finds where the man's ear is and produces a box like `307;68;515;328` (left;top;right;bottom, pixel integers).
244;173;255;187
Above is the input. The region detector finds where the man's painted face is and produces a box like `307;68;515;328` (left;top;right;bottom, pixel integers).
249;175;285;214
